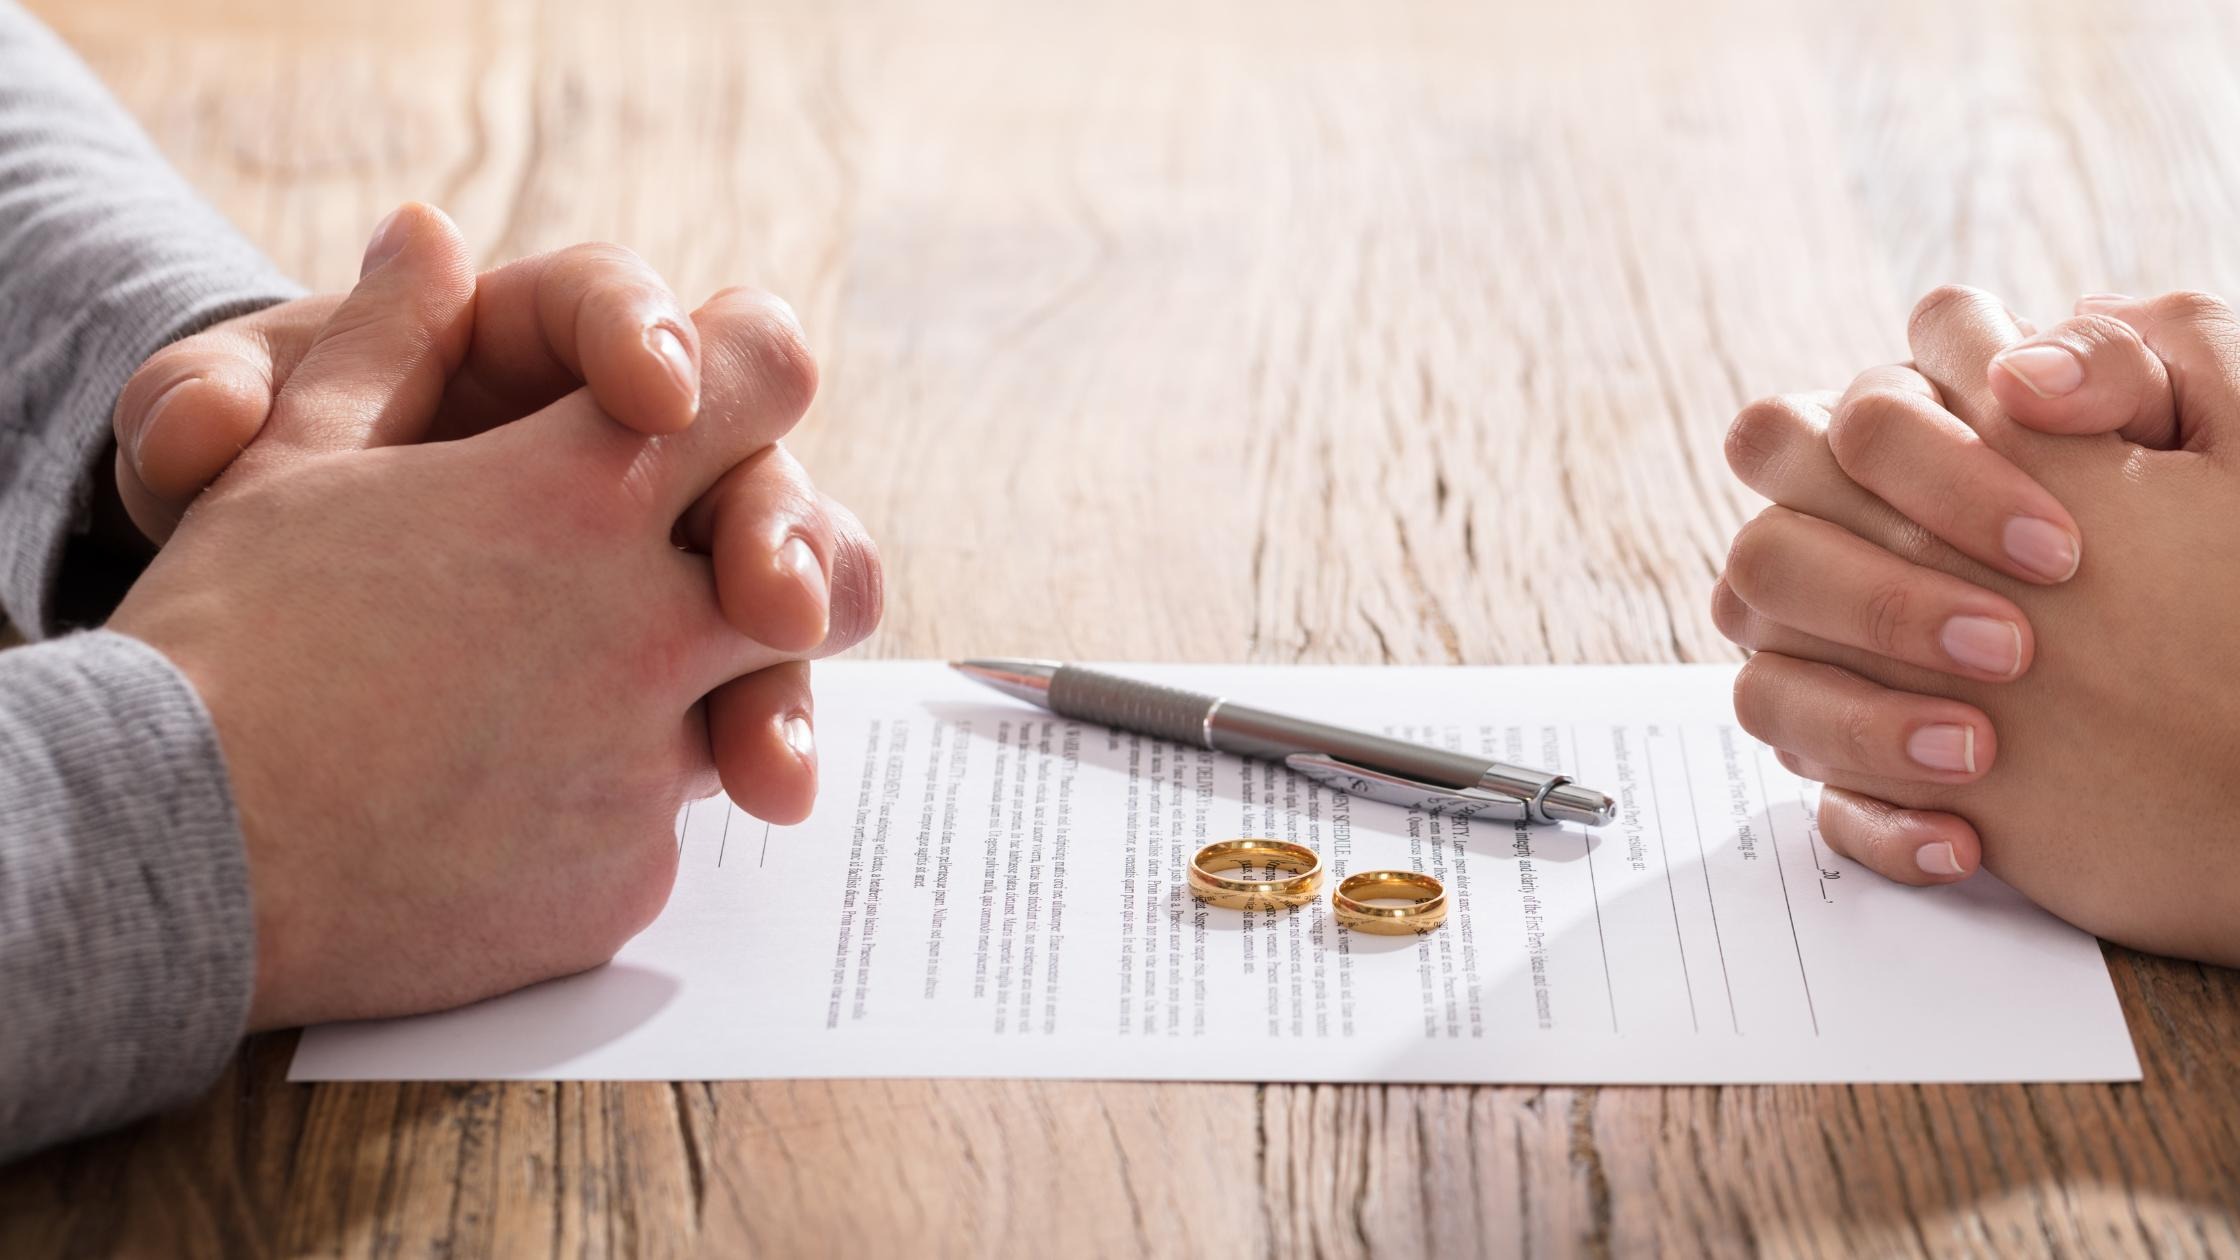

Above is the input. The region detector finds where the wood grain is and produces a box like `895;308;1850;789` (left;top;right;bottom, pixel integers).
7;0;2240;1254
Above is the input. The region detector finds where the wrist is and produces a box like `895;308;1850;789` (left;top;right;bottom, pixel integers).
114;599;313;1032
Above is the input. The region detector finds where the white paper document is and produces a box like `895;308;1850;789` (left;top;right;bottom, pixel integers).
291;662;2140;1084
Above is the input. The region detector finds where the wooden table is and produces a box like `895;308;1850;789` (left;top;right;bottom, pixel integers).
7;0;2240;1254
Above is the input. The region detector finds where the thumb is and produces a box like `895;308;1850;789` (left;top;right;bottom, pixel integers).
2072;290;2240;454
245;202;476;464
110;331;278;541
111;292;347;541
1986;313;2176;447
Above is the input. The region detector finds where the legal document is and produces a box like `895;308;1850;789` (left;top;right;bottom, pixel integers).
292;662;2140;1084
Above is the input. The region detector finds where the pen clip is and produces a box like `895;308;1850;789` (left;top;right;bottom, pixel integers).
1283;753;1534;822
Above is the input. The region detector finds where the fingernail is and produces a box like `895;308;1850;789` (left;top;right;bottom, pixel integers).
645;324;698;415
360;207;410;276
2077;292;2133;309
1941;615;2024;678
2002;516;2081;582
132;376;198;467
1915;841;1965;877
1906;724;1977;774
782;714;815;763
1993;344;2084;398
781;535;829;622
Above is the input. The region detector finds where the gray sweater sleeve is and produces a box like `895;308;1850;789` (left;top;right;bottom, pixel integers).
1;0;304;638
0;632;251;1162
2;1;301;1160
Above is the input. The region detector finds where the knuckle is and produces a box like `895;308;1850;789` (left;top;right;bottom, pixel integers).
1825;388;1913;474
2151;289;2234;327
713;457;823;547
1908;284;1996;343
1828;785;1892;827
1709;579;1756;647
1822;792;1943;880
1835;698;1880;768
1879;515;1940;567
2068;311;2144;350
558;240;648;273
1724;397;1800;481
823;521;886;653
1815;791;1873;860
757;330;819;418
1858;577;1913;656
1730;657;1778;738
702;289;819;417
744;438;806;492
1722;508;1789;601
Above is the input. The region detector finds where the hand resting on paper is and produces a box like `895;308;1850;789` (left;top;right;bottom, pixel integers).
104;205;884;1028
1714;284;2240;966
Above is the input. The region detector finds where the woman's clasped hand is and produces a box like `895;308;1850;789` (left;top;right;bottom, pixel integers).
1717;285;2240;966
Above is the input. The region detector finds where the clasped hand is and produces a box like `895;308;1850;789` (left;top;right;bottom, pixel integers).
1717;284;2240;966
103;204;884;1027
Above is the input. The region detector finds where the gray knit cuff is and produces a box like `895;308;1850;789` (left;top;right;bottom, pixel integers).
0;630;251;1160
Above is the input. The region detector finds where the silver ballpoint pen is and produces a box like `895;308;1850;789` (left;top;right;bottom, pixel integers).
951;659;1617;827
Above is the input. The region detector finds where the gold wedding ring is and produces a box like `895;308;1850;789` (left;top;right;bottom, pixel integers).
1188;839;1325;911
1331;870;1447;935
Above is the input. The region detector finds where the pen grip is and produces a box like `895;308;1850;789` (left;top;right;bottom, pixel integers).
1048;668;1212;747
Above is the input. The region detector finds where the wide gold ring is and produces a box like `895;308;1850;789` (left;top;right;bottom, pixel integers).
1331;870;1447;935
1188;839;1325;911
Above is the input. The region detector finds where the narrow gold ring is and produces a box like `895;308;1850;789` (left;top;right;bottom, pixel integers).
1332;870;1447;935
1188;839;1324;910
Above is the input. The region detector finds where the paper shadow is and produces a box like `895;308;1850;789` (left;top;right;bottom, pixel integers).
307;962;682;1078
